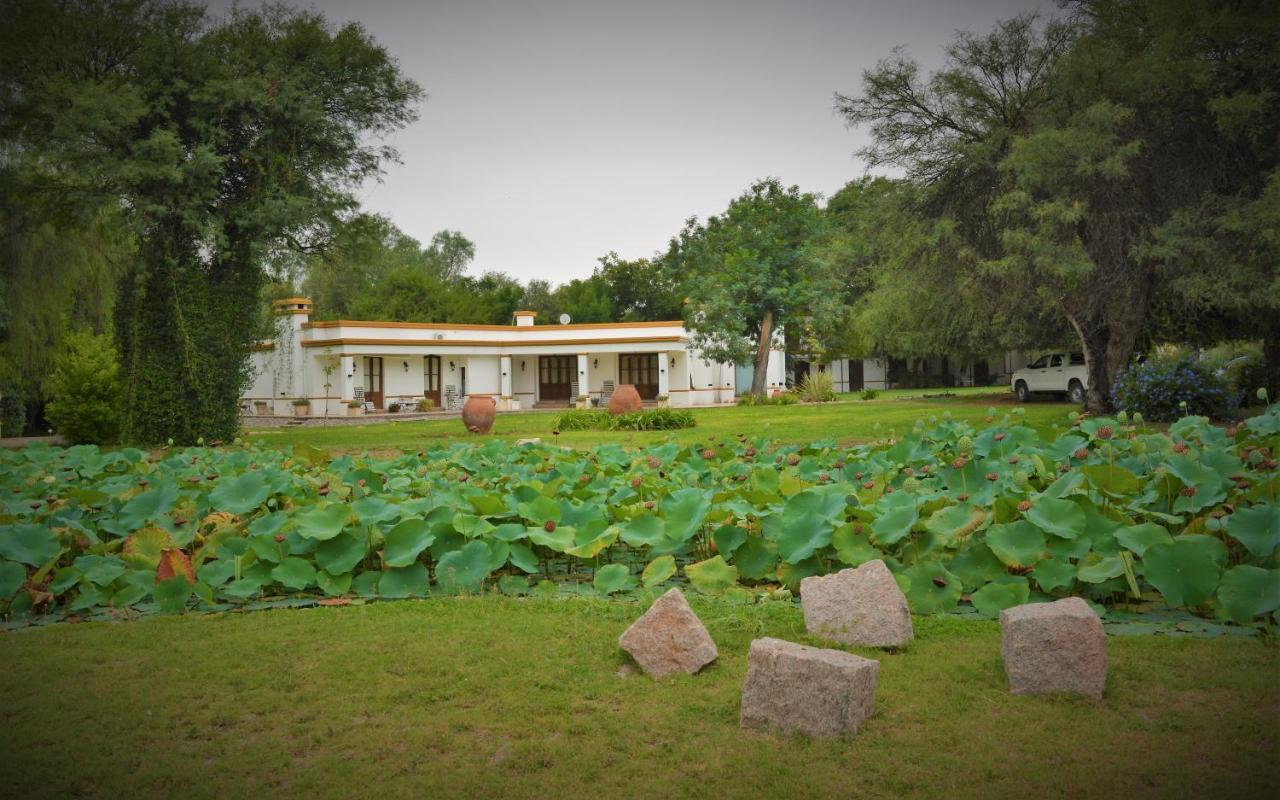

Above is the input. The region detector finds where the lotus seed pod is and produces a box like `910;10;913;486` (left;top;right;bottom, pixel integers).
957;435;973;455
1116;410;1128;425
1133;411;1144;425
1015;471;1030;485
903;477;921;491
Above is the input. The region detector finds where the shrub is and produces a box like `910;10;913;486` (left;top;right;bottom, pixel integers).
1112;352;1237;422
416;397;435;412
556;410;609;430
1204;342;1267;406
388;402;401;413
798;372;835;403
555;408;694;431
608;408;695;431
347;400;361;409
44;331;122;445
859;388;879;401
774;391;799;405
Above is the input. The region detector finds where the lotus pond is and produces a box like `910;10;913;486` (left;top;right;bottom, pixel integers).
1;405;1277;631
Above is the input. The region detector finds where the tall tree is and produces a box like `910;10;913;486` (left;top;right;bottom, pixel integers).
838;3;1280;412
595;252;683;321
427;230;476;281
664;178;837;396
1;0;422;442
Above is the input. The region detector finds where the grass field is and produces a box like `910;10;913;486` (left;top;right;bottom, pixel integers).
0;596;1275;799
248;388;1076;452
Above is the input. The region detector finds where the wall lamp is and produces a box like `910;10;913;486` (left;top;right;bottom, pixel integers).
402;361;409;371
670;358;676;368
449;361;455;371
520;360;526;371
592;358;598;368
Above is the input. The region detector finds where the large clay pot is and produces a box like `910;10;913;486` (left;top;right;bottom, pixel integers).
608;384;643;415
462;395;497;434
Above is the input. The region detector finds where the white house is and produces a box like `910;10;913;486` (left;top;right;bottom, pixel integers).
244;298;787;415
808;352;1033;392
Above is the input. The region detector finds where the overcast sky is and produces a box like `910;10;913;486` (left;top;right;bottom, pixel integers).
216;0;1051;283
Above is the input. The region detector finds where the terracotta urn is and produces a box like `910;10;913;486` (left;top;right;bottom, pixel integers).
462;395;497;434
608;384;643;415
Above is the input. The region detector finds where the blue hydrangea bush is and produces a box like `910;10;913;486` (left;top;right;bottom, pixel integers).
1113;353;1237;422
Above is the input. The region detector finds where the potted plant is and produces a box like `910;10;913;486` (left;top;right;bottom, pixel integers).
388;401;401;413
347;400;362;416
576;394;591;410
291;398;311;417
656;394;669;408
253;400;269;415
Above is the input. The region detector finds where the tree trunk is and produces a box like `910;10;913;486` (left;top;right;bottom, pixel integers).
749;309;775;397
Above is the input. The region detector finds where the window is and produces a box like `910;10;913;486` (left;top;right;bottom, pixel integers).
1050;354;1064;368
1070;352;1086;365
1028;356;1047;369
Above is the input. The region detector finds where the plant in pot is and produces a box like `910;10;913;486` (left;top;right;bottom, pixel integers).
253;400;269;415
291;398;311;417
347;400;362;416
576;394;591;410
388;401;401;413
656;394;669;408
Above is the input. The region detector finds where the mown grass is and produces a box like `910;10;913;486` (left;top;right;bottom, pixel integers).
0;596;1274;799
248;389;1075;452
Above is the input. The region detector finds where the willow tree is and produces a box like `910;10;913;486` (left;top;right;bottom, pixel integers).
1;0;422;442
837;1;1280;412
663;178;837;396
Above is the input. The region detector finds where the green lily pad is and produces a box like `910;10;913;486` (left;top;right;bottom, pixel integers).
1025;496;1085;539
293;503;351;541
985;521;1046;569
1142;536;1227;608
641;555;677;588
684;555;738;594
902;561;961;614
382;518;436;567
1225;503;1279;557
208;472;270;515
593;563;634;595
1216;565;1280;624
0;524;61;567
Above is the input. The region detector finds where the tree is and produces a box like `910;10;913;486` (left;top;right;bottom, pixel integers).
664;178;838;396
427;230;476;281
596;252;683;321
0;1;422;442
44;332;122;444
837;3;1280;412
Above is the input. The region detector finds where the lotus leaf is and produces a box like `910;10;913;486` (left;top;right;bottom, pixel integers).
684;555;738;594
641;555;676;588
593;563;633;595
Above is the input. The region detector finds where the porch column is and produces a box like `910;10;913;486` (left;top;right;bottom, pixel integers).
577;353;590;407
657;351;670;397
499;355;513;410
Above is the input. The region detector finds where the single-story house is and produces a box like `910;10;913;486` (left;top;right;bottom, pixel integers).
802;352;1034;392
243;298;787;415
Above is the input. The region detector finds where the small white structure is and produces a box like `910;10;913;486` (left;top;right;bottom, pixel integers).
810;352;1032;392
243;298;786;415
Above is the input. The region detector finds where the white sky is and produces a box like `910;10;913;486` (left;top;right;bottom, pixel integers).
214;0;1052;282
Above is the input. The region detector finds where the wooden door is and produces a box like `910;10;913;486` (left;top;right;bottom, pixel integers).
538;355;574;401
620;353;659;399
362;356;384;409
849;358;864;391
423;355;442;408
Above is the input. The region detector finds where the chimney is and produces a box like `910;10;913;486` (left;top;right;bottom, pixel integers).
513;310;536;327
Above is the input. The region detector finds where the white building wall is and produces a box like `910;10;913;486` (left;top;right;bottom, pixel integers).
463;355;502;398
863;358;889;390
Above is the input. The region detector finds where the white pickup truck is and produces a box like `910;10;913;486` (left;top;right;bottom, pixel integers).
1011;352;1088;404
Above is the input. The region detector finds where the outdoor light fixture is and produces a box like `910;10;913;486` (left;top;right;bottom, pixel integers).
402;361;409;371
520;360;526;371
670;358;676;368
449;361;455;371
592;358;598;368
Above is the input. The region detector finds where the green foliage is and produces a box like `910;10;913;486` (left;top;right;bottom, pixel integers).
798;372;835;403
664;178;838;395
836;3;1280;412
42;332;122;445
1112;352;1238;422
1;1;422;445
859;388;880;401
3;404;1279;625
736;392;798;407
555;408;694;432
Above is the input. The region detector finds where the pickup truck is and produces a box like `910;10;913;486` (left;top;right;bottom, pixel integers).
1011;352;1088;404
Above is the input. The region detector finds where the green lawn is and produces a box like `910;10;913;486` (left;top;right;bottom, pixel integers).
249;388;1075;452
0;596;1274;799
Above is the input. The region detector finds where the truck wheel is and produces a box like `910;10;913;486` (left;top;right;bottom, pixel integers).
1015;381;1030;402
1068;380;1085;405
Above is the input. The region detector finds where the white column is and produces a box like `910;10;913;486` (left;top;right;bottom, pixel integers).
577;353;590;408
499;355;513;410
658;351;670;397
